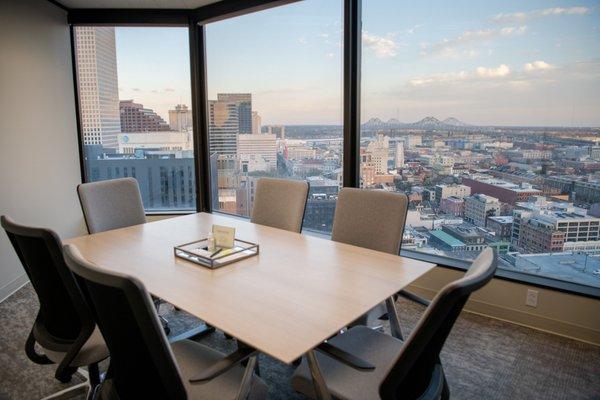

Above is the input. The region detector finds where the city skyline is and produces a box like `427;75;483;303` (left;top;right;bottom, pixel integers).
113;0;599;126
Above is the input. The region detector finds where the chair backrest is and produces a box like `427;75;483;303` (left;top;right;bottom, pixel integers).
77;177;147;234
250;177;309;233
0;216;93;350
379;247;497;400
63;244;187;400
331;188;409;255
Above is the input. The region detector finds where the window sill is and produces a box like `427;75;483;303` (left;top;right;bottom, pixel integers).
215;211;600;299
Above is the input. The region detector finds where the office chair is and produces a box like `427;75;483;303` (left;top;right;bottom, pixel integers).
1;215;108;398
251;177;309;233
76;177;147;235
77;177;171;334
63;244;268;400
291;247;497;400
331;187;410;327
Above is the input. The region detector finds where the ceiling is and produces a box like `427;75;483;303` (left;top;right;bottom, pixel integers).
56;0;224;9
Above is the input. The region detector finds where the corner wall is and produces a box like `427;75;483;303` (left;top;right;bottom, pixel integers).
0;0;86;301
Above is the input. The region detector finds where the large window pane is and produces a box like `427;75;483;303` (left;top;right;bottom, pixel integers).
361;1;600;289
74;26;196;212
205;0;343;233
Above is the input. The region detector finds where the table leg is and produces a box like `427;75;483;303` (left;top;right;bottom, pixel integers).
306;350;332;400
385;296;403;340
168;322;215;343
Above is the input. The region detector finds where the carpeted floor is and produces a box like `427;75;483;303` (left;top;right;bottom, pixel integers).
0;283;598;399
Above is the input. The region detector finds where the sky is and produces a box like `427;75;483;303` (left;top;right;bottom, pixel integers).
115;0;600;127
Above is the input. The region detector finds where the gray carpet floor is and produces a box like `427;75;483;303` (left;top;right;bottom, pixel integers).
1;283;599;400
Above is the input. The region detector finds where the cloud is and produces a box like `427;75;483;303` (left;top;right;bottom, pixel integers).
298;37;307;45
164;87;175;92
524;60;554;72
362;31;398;58
423;26;526;57
325;52;335;59
491;6;589;23
132;88;141;92
476;64;511;78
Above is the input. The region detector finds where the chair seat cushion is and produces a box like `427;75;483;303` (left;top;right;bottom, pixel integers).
172;340;268;400
291;326;403;400
44;327;109;367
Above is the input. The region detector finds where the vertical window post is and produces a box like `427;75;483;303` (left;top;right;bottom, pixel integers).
343;0;361;188
189;19;212;212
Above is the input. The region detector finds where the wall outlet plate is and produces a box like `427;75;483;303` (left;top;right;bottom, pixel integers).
526;289;538;307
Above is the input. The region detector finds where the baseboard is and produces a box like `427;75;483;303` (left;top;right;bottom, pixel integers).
407;284;600;347
0;273;29;303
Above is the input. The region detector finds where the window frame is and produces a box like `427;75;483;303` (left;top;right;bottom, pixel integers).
66;0;600;299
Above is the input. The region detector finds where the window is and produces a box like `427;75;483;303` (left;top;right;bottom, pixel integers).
205;0;343;234
361;1;600;290
74;26;196;212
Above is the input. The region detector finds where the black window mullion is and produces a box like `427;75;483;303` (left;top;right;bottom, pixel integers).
189;19;212;212
343;0;361;188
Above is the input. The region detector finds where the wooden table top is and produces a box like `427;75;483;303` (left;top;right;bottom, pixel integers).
65;212;435;363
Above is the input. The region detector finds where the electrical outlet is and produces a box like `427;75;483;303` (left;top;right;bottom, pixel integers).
526;289;538;307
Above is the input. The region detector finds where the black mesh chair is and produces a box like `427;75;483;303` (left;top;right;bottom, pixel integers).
62;244;268;400
1;215;107;395
291;247;497;400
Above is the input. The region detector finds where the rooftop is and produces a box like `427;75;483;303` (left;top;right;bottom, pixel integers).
488;216;514;224
429;230;466;248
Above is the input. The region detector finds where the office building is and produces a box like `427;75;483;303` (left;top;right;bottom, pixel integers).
462;176;541;205
169;104;193;131
237;133;277;172
252;111;261;135
439;196;465;216
366;134;389;174
464;194;500;227
74;26;120;148
208;100;239;155
116;131;193;154
217;93;252;134
395;141;405;168
487;216;514;239
266;125;285;139
119;100;171;132
434;184;471;205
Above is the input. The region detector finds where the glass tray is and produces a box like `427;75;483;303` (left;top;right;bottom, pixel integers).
174;238;259;269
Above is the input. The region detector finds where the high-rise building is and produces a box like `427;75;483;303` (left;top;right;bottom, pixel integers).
169;104;193;131
74;27;121;149
217;93;251;134
119;100;170;132
251;111;261;135
464;194;501;227
209;100;238;155
395;141;405;168
266;125;285;139
366;134;389;174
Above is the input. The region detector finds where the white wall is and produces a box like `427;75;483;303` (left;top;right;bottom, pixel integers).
0;0;86;301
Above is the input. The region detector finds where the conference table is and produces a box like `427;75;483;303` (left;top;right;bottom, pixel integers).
65;212;435;397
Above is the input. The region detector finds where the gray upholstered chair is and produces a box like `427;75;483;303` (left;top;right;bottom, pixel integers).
331;187;409;326
77;177;146;234
250;177;309;233
331;187;408;254
63;244;268;400
291;248;497;400
77;177;173;333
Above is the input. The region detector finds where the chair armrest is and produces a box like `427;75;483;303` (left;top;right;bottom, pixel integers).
397;289;430;307
316;342;375;371
189;347;257;383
